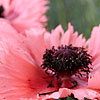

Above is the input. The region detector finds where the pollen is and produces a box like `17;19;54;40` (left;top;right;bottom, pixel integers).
41;44;92;79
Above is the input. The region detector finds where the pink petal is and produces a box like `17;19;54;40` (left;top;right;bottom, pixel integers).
0;19;34;63
71;33;86;47
44;31;51;48
87;25;100;58
0;19;34;99
50;25;64;48
38;88;100;100
0;20;57;99
61;23;73;45
88;70;100;89
0;50;56;100
48;23;86;48
23;28;48;65
61;23;86;47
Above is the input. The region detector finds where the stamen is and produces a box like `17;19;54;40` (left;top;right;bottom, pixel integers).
41;44;92;89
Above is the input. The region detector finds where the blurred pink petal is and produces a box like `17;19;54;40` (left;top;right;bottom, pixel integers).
0;0;49;32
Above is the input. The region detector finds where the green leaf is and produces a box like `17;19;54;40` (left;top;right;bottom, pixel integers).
84;97;91;100
66;97;75;100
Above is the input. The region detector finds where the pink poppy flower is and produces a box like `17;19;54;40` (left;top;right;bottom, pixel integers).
0;19;100;100
0;0;49;32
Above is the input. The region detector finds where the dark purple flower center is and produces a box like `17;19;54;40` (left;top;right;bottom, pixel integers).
0;5;4;18
41;44;92;78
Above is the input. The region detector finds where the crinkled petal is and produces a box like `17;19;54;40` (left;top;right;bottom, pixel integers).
38;88;100;100
46;23;86;48
87;25;100;58
87;25;100;90
71;33;86;47
61;23;74;45
61;23;86;47
50;25;64;48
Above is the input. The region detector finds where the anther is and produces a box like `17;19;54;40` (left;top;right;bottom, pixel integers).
41;44;92;88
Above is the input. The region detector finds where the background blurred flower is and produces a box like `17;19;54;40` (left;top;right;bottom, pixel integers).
0;0;49;32
0;19;99;100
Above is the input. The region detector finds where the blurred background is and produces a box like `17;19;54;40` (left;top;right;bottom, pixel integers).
46;0;100;39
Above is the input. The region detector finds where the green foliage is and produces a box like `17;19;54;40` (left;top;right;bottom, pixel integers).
84;97;91;100
52;97;91;100
47;0;100;39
